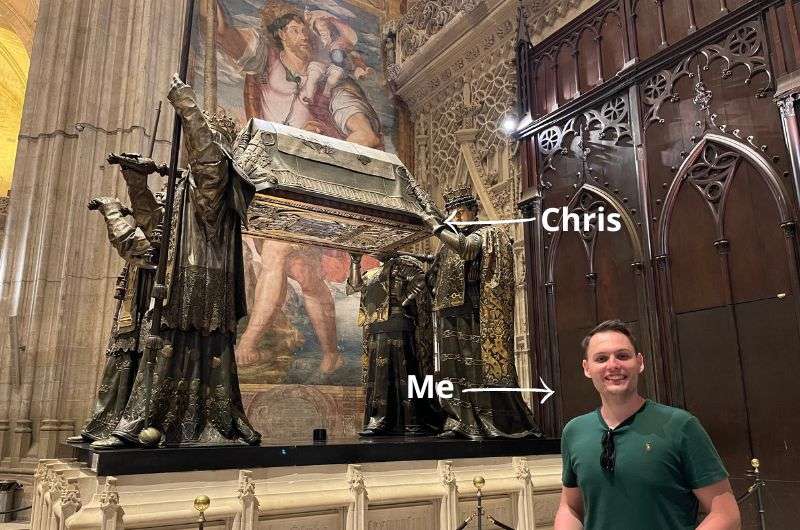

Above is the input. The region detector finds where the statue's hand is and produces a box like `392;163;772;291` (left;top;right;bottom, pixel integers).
169;73;186;92
402;273;427;306
88;196;123;213
108;152;168;176
421;213;441;232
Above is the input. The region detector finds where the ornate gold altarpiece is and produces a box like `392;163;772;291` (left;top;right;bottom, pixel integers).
234;119;431;253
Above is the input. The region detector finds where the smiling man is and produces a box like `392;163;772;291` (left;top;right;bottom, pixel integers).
554;319;741;530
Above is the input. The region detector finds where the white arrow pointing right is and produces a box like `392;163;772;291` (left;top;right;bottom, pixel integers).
462;378;555;404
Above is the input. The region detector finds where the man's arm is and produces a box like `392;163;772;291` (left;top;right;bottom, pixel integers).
554;486;584;530
88;197;154;269
695;479;741;530
344;112;381;148
107;153;166;241
213;0;249;60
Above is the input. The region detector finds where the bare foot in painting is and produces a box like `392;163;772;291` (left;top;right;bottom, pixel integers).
319;353;344;374
236;347;264;366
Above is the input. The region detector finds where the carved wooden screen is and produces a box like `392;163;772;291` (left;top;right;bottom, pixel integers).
518;0;800;525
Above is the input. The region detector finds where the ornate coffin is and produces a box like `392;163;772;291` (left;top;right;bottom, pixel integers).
233;119;433;253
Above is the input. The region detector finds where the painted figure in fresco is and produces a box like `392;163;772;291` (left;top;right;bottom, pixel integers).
66;176;160;443
212;0;386;378
214;0;382;147
304;10;373;81
91;75;261;448
347;253;440;436
421;185;542;439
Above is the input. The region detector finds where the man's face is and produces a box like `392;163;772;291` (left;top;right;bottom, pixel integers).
582;331;644;398
450;205;477;222
279;20;312;60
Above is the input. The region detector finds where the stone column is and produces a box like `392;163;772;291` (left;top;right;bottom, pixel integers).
0;0;185;470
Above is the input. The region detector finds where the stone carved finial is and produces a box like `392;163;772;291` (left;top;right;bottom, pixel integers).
437;460;457;488
237;470;256;499
61;477;82;513
34;461;46;480
513;457;531;482
99;477;120;507
347;464;366;495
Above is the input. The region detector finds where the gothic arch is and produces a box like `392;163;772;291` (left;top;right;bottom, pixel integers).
656;133;795;256
546;183;643;284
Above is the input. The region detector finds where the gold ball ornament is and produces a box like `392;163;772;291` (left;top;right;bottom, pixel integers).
751;458;760;470
194;494;211;513
138;427;162;447
473;476;485;491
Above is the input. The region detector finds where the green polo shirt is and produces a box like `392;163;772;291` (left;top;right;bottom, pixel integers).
561;400;728;529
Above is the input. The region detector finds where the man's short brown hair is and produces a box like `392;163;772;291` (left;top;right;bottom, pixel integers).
581;319;638;357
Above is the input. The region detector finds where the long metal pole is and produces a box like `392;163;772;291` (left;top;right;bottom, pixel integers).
142;0;196;432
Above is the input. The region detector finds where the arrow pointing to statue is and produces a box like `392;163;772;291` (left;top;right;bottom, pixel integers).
462;378;556;404
443;211;537;233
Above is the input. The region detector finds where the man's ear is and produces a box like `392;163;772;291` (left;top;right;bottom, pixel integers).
582;358;590;378
637;352;645;373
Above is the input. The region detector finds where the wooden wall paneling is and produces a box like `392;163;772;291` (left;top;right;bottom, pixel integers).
557;42;578;104
686;0;698;34
672;306;751;478
765;5;788;77
577;27;601;92
535;56;557;117
546;183;647;427
627;83;664;400
634;0;666;59
664;0;693;48
599;10;626;81
724;162;795;304
624;0;640;62
552;229;599;421
735;298;800;527
694;0;724;32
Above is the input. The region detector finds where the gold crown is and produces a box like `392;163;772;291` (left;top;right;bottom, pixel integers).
443;183;477;210
204;110;238;145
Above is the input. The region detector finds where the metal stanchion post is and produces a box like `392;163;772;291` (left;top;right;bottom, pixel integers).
194;495;210;530
474;476;485;530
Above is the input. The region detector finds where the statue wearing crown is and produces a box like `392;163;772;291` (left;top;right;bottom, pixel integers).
422;184;542;439
91;74;261;448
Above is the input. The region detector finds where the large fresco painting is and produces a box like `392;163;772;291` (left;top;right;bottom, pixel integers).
189;0;393;440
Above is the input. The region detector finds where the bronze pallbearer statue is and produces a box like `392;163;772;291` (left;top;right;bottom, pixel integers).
347;253;441;436
422;185;542;439
91;75;261;448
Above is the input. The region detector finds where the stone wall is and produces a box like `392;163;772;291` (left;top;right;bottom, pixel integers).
0;0;184;472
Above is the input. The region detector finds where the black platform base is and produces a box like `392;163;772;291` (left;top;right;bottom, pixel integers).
68;436;560;476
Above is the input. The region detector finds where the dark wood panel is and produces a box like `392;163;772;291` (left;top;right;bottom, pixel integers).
664;0;693;47
734;297;800;529
600;11;626;80
557;43;578;103
724;161;795;303
634;0;664;59
553;230;596;330
668;184;728;312
595;229;640;322
674;308;752;477
577;27;601;92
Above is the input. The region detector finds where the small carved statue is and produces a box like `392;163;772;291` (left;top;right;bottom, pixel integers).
347;253;441;436
422;184;541;439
